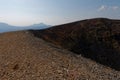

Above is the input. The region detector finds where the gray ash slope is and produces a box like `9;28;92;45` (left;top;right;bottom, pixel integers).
0;30;120;80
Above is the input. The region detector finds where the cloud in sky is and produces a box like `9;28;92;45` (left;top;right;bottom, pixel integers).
0;0;120;26
112;6;119;10
98;5;119;11
98;5;107;11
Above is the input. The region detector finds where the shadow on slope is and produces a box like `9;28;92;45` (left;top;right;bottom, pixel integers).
30;18;120;71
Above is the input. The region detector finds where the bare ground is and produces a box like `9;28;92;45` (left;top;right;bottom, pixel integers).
0;31;120;80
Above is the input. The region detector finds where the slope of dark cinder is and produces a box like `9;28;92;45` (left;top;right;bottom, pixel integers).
30;18;120;71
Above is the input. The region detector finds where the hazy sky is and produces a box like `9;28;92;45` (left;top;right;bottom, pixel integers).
0;0;120;26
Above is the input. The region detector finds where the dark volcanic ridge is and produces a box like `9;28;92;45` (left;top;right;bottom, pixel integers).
30;18;120;71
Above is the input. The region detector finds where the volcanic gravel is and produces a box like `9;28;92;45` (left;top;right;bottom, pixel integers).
0;31;120;80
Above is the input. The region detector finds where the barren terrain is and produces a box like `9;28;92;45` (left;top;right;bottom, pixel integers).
0;31;120;80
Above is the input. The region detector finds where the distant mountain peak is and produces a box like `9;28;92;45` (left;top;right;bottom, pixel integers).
0;22;9;26
31;23;48;26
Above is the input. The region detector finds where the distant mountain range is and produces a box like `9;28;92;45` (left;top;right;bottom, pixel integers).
0;22;51;33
